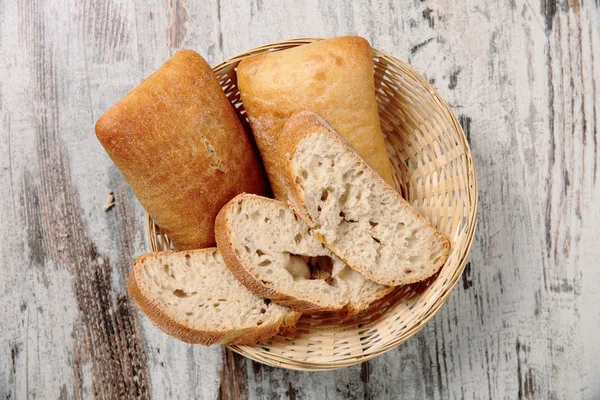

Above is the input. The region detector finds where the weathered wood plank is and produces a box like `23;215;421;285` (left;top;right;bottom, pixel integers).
0;0;598;399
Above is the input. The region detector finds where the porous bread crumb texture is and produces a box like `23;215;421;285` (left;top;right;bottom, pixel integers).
224;195;391;312
291;131;450;286
137;249;291;331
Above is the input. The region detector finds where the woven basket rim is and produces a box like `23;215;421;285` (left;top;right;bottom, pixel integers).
145;37;478;371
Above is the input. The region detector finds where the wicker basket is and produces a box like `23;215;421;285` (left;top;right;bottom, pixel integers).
146;38;478;370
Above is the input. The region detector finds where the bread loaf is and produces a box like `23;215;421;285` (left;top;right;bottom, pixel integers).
128;248;300;345
237;36;394;199
215;194;393;315
279;111;451;286
96;50;269;250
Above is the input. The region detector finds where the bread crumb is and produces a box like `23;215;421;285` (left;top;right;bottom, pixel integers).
104;189;115;211
57;245;65;252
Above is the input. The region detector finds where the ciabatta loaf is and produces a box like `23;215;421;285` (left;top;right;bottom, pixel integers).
215;194;393;315
96;50;269;250
279;111;451;286
237;36;393;199
128;248;300;345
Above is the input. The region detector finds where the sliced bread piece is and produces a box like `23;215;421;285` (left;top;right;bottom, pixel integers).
215;194;394;315
128;248;300;345
278;111;451;286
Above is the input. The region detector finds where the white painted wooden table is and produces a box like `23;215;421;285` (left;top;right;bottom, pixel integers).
1;0;599;399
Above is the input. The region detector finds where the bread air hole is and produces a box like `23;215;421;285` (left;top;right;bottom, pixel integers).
244;245;251;253
173;290;197;298
340;184;351;205
256;249;265;257
184;254;191;266
409;255;419;263
371;236;381;244
163;265;174;279
285;255;311;280
283;254;334;286
406;230;418;242
320;189;329;201
404;269;414;275
258;259;272;267
294;233;302;244
250;211;261;222
339;211;357;223
369;220;379;228
308;256;335;286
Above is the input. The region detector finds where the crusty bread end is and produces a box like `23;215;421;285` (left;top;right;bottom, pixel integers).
128;249;300;345
279;111;451;286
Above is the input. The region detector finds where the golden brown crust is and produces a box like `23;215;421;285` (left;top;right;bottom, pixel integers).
237;36;394;200
96;50;269;250
128;248;300;345
278;112;331;229
215;194;339;314
278;111;452;286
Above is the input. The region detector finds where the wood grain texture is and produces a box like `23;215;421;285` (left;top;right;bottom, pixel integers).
0;0;598;399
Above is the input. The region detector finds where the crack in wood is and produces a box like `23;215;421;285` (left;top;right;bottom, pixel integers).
459;115;472;145
541;0;558;32
448;67;461;90
422;7;435;28
410;37;434;55
360;361;373;400
165;0;189;50
218;349;249;400
462;261;473;290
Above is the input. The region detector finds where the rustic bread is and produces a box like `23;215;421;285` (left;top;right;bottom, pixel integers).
96;50;269;250
237;36;393;199
215;194;393;315
279;111;451;286
128;248;300;345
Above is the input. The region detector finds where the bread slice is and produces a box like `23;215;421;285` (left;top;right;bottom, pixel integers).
215;194;393;315
128;248;300;345
279;111;451;286
237;36;394;199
